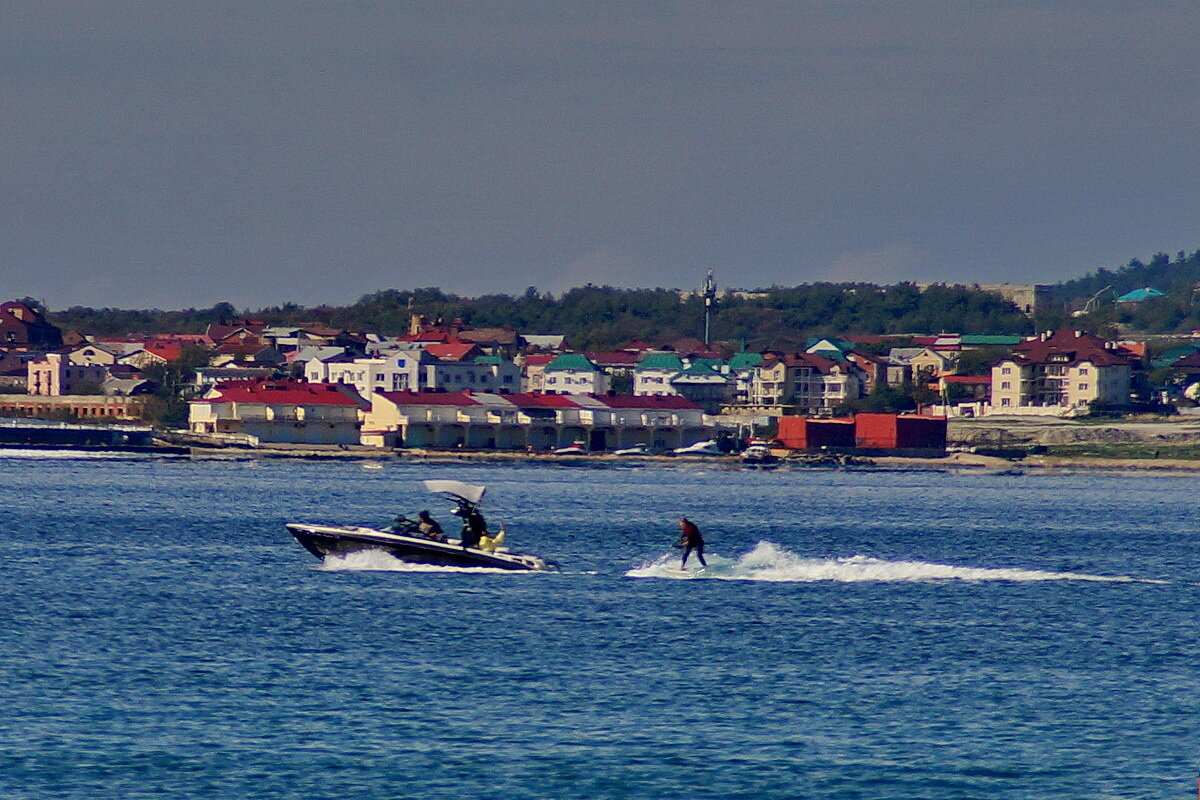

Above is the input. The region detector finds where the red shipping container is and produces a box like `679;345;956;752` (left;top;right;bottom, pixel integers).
777;417;856;449
855;413;946;449
807;418;856;448
776;416;807;449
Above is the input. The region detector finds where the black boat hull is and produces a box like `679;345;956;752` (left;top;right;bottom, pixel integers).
285;523;551;571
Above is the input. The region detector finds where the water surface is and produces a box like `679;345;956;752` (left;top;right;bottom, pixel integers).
2;457;1197;798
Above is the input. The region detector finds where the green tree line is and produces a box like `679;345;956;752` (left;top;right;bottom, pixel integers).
47;282;1033;352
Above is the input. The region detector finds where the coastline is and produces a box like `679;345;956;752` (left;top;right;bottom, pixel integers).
164;443;1200;473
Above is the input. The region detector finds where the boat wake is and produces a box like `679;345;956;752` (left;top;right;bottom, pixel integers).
625;541;1141;583
317;549;537;574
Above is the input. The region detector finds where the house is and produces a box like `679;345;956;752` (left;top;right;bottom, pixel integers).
0;301;62;351
28;353;108;396
188;380;369;445
989;330;1134;414
542;353;610;395
317;345;520;399
805;337;886;393
516;353;556;393
908;348;958;382
747;352;864;414
666;362;730;413
634;352;685;397
726;352;765;404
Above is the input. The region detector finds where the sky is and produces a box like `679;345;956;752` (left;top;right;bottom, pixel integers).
4;2;1200;310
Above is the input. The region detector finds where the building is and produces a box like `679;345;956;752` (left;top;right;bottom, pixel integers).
314;346;520;399
542;353;610;395
633;353;685;397
747;352;863;414
916;283;1053;316
188;381;369;444
0;394;148;421
990;330;1134;414
0;301;63;351
28;353;109;396
362;391;712;451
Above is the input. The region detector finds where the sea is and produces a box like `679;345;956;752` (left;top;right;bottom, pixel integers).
2;453;1197;799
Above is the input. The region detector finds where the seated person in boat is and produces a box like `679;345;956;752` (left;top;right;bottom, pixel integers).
388;514;420;534
416;509;448;542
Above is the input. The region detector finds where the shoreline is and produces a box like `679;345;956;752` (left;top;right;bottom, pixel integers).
8;439;1200;473
174;444;1200;473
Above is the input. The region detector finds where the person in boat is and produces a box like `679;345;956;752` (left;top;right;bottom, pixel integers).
388;514;420;534
416;509;448;542
453;499;489;549
676;517;707;569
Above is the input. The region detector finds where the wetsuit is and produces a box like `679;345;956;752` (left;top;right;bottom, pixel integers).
679;519;707;568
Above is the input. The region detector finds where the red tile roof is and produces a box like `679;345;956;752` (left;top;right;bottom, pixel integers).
764;352;839;372
1012;330;1133;367
143;342;184;362
504;393;582;408
208;381;366;406
585;351;640;367
424;343;478;362
375;390;481;406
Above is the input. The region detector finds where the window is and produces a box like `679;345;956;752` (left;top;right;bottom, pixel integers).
1078;383;1088;391
1001;381;1011;390
1078;368;1089;375
1001;398;1010;406
1001;367;1011;375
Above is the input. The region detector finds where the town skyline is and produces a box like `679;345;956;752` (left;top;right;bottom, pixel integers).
6;4;1200;310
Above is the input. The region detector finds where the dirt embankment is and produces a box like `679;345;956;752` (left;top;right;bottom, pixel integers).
948;416;1200;447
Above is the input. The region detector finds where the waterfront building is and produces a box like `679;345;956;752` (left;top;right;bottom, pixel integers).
989;330;1134;415
362;391;712;451
188;380;369;445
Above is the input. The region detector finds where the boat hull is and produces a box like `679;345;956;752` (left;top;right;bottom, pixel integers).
285;523;552;571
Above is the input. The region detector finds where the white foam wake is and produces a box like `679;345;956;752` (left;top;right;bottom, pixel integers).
625;541;1137;583
317;548;528;574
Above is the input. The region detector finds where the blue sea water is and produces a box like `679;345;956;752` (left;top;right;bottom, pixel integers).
1;455;1198;799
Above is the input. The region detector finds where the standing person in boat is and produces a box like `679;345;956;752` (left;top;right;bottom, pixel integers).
676;517;707;569
455;499;489;549
416;510;447;542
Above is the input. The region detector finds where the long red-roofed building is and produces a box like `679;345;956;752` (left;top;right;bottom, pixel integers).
189;380;368;444
363;390;712;451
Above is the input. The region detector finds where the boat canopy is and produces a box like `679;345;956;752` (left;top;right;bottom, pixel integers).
422;480;486;505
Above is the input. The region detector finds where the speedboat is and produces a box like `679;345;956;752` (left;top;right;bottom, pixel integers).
741;443;780;466
673;439;723;456
613;442;655;456
285;480;554;572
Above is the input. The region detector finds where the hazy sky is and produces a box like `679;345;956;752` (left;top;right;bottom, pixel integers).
4;2;1199;310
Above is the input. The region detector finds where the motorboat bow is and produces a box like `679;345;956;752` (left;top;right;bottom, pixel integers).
286;480;554;572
